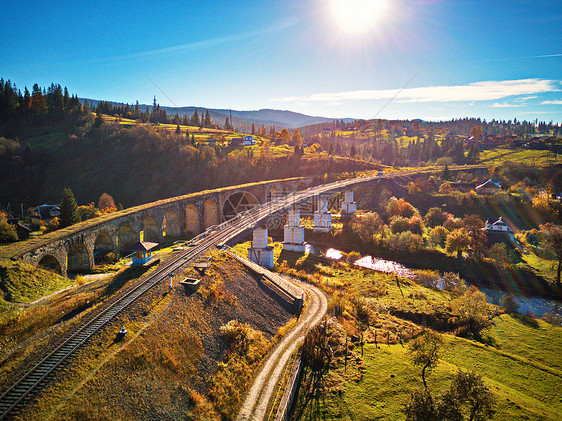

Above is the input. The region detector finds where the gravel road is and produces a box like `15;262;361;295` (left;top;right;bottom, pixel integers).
236;278;327;421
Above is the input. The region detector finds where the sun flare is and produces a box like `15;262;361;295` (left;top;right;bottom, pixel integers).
329;0;389;34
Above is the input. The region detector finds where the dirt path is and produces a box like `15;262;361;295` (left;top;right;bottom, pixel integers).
236;278;327;421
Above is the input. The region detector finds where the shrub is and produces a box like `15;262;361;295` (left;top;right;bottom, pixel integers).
542;313;561;325
500;295;519;313
0;216;18;243
414;270;440;288
442;272;466;295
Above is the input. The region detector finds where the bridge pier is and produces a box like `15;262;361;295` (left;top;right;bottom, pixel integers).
341;190;357;216
247;226;274;268
313;195;332;232
283;210;307;252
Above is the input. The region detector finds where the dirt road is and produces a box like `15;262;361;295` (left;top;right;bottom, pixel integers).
236;278;327;421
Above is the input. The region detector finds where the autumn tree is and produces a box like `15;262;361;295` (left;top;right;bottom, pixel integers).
462;214;486;258
0;214;18;243
446;228;470;258
98;193;116;211
424;207;446;228
408;330;443;389
451;285;492;338
291;128;303;147
387;197;417;218
470;125;483;139
59;187;80;228
278;128;291;144
449;370;496;420
539;223;562;284
351;212;384;244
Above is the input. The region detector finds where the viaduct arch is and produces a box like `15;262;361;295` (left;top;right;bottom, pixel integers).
9;177;307;276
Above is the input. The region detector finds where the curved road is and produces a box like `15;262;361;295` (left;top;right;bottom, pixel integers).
236;278;327;421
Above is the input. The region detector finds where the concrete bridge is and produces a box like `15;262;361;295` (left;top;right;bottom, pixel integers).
4;177;314;276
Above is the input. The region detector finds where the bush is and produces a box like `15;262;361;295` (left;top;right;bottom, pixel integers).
500;295;519;313
542;313;561;325
414;270;440;288
0;217;18;243
442;272;466;295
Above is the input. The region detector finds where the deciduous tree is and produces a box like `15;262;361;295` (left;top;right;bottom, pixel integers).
98;193;116;211
539;223;562;284
408;330;443;388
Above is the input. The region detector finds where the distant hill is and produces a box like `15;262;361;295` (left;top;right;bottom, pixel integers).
81;98;354;129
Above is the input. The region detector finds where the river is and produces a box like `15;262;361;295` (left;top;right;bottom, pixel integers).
324;248;561;319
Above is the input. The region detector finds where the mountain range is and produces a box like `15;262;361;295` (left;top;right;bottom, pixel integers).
81;98;355;129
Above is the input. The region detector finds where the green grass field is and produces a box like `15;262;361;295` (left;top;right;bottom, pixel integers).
480;148;560;166
281;249;562;420
296;315;561;420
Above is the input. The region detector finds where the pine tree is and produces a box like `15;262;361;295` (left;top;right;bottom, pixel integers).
60;188;80;228
204;110;212;128
251;123;256;135
224;117;231;131
191;109;200;127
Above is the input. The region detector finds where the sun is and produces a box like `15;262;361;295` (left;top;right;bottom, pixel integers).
329;0;389;34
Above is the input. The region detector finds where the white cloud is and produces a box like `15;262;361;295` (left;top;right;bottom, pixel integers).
492;102;524;108
272;79;560;104
541;100;562;105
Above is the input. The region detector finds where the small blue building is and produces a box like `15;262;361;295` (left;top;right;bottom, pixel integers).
126;241;158;265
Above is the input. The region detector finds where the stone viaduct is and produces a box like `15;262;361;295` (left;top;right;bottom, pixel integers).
8;177;311;276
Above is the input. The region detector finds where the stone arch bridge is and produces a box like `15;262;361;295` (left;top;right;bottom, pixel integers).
4;177;312;276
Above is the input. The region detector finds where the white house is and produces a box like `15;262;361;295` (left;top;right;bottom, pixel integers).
484;217;512;233
475;179;501;195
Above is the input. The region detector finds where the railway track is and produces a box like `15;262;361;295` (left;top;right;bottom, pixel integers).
0;167;477;419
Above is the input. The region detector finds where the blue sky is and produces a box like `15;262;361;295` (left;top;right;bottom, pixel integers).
2;0;561;123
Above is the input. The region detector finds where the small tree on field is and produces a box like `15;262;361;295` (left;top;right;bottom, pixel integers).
404;370;495;421
59;187;80;228
301;322;333;392
450;370;496;421
539;223;562;285
408;330;443;389
451;286;492;338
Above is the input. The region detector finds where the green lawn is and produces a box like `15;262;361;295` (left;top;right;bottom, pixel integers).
296;315;562;420
480;148;559;166
285;249;562;420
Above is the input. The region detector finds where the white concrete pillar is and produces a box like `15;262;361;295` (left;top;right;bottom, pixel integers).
341;190;357;215
283;209;307;252
248;226;273;268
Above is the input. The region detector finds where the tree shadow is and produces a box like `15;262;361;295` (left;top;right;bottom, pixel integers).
512;312;540;328
102;266;149;297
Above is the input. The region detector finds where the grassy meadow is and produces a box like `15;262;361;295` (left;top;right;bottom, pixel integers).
266;246;562;420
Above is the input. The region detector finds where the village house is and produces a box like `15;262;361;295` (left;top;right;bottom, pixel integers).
484;217;512;233
475;179;501;195
30;204;61;226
